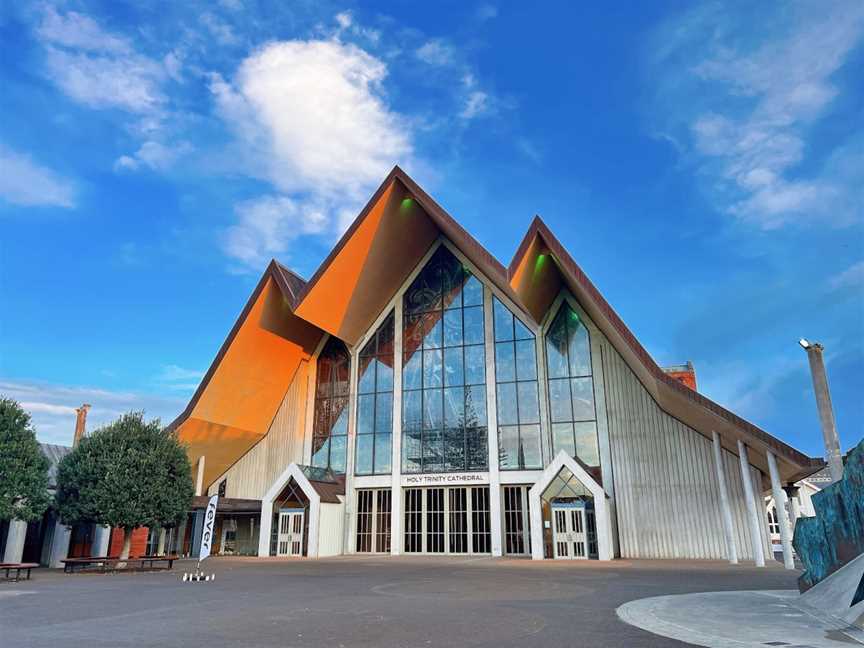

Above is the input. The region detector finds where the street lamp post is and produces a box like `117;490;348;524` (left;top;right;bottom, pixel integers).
798;339;844;483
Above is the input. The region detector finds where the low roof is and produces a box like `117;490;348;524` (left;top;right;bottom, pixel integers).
171;166;823;488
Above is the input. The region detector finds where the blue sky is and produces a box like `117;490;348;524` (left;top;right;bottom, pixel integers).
1;1;861;456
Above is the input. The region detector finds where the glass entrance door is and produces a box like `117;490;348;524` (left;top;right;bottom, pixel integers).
403;486;491;554
503;485;531;555
277;510;304;557
551;503;587;560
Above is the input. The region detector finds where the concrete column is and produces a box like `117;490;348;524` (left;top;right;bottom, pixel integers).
176;516;188;556
343;344;360;554
711;432;738;564
48;521;71;568
767;450;795;570
483;285;503;557
783;485;802;526
802;343;843;483
390;293;404;555
736;440;765;567
92;525;111;557
195;456;206;496
157;528;167;555
190;509;205;559
3;519;27;563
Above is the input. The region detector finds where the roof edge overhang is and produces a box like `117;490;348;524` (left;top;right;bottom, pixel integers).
508;217;824;483
166;260;317;436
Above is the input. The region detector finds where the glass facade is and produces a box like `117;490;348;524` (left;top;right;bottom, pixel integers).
492;297;542;470
544;303;600;467
356;312;395;475
402;246;488;473
311;337;351;473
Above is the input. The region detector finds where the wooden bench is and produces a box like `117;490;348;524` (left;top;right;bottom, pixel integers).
0;563;39;581
135;555;178;571
61;555;179;573
61;556;119;573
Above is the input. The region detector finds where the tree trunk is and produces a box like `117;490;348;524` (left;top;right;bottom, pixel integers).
117;527;133;568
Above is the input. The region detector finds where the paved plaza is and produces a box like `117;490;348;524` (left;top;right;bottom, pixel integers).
0;556;808;647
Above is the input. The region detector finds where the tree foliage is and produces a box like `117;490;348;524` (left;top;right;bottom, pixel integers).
0;397;51;522
56;411;194;532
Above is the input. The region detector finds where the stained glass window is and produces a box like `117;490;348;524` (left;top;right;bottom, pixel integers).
311;337;351;473
544;302;600;467
493;297;542;470
402;245;488;473
356;312;394;475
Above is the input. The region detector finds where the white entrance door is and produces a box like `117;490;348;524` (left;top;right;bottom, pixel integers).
551;503;588;560
277;510;304;557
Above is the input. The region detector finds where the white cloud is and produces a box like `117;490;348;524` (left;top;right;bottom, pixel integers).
461;91;488;119
114;140;193;172
224;195;329;269
211;39;413;269
157;365;204;382
476;4;498;22
416;39;455;66
201;13;239;46
651;1;864;229
36;6;131;54
828;260;864;292
43;45;165;113
0;146;76;208
0;380;185;446
36;8;167;114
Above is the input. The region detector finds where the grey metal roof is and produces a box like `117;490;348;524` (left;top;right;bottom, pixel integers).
39;443;71;489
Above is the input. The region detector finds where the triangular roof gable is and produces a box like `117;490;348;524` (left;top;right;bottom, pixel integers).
293;166;529;345
508;217;821;482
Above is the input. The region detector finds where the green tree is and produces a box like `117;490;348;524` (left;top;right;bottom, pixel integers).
0;397;51;522
56;411;194;561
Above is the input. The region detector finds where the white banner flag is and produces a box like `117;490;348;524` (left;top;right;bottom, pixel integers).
199;494;219;561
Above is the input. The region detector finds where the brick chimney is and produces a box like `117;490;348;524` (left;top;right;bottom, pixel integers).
73;404;91;447
662;362;697;391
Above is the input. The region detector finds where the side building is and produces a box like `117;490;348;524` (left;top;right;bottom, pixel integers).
169;167;823;563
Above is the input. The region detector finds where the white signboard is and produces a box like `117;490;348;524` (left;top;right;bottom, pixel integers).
401;473;489;487
199;494;219;561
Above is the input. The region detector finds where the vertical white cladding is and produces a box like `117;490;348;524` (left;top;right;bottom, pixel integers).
319;501;345;557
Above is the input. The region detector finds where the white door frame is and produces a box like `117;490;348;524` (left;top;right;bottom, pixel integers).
277;509;305;557
551;502;588;560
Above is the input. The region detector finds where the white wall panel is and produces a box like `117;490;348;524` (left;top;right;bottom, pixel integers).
601;343;770;560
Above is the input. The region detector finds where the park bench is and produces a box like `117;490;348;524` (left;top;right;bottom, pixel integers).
135;555;178;571
61;556;119;573
0;562;39;581
61;555;179;573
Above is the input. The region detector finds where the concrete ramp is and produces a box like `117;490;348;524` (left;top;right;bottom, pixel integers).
798;552;864;630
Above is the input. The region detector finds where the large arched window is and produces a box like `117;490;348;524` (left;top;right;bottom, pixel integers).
402;245;488;473
311;337;351;473
544;302;600;467
493;297;542;470
355;312;394;475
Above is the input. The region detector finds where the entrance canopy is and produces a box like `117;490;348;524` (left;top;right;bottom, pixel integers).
258;464;345;558
529;451;613;560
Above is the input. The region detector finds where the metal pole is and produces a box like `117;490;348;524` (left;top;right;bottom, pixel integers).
802;343;843;483
766;450;795;569
711;431;738;564
736;440;765;567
